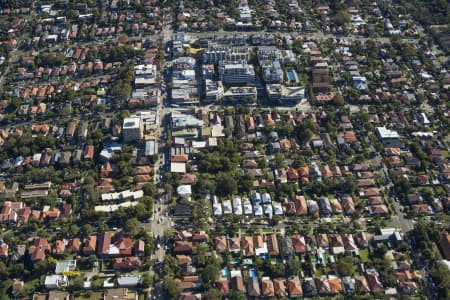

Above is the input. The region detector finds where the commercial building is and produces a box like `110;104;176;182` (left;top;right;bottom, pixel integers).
223;86;257;104
266;84;305;103
257;46;279;62
203;46;249;64
173;57;196;69
312;62;331;93
122;117;143;143
205;80;224;102
171;112;204;129
261;61;283;83
219;62;256;85
134;64;157;87
375;127;400;141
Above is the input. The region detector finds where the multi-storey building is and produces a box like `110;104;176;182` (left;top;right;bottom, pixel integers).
219;62;255;85
203;46;249;64
122;117;143;143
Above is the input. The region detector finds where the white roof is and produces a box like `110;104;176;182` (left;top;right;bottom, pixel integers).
108;244;120;255
208;138;218;147
103;278;115;288
420;112;430;124
192;141;207;148
45;275;68;288
380;228;398;235
145;140;157;156
233;197;243;215
118;275;141;287
182;69;195;77
251;191;261;203
376;127;400;139
243;198;253;215
123;117;141;129
273;202;283;215
213;202;223;216
211;124;225;138
94;201;139;212
255;242;268;256
222;200;232;214
263;203;273;215
261;192;271;203
100;149;113;160
230;270;242;278
177;185;192;196
254;204;263;216
412;132;433;137
101;190;143;201
171;162;186;173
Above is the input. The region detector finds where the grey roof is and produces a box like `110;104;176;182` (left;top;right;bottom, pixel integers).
117;275;141;287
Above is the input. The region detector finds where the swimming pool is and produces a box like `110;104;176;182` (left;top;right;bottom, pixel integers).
318;252;327;264
222;267;229;278
287;70;295;81
243;258;253;265
249;269;257;278
231;259;240;265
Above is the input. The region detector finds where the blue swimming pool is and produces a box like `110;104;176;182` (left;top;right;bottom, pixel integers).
287;70;296;81
243;258;253;265
222;267;229;278
249;269;257;278
318;252;327;264
231;259;240;265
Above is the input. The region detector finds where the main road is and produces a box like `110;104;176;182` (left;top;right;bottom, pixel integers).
178;29;418;44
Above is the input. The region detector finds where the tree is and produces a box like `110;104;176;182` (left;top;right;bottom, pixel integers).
111;80;131;102
141;273;152;288
68;276;84;291
203;288;223;300
216;172;238;196
143;183;156;197
0;261;8;280
124;218;141;236
164;184;173;201
335;256;355;276
287;259;302;276
270;263;286;278
202;264;220;289
228;290;246;300
118;34;129;44
334;11;351;26
333;94;345;106
238;174;254;194
62;271;81;278
164;255;178;275
164;276;181;299
430;261;450;299
69;224;79;236
295;119;317;144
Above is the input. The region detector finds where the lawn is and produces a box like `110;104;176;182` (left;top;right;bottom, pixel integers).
23;277;44;296
138;293;146;300
91;277;106;289
359;249;369;263
0;279;11;299
75;291;103;300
